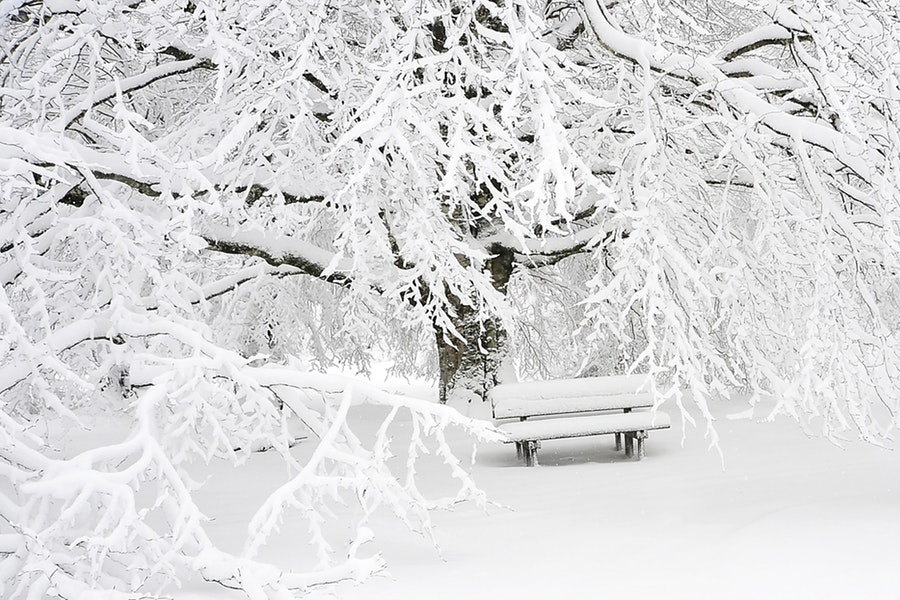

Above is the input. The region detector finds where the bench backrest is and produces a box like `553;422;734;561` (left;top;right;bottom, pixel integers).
490;374;653;420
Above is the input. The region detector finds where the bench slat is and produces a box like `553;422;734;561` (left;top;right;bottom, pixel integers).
498;411;671;443
490;374;650;404
492;391;654;419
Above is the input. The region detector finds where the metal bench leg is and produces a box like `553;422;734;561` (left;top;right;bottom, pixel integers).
615;432;622;452
525;440;539;467
624;432;634;458
515;441;523;461
637;431;647;460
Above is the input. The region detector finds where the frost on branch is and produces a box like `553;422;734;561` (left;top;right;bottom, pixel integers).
0;134;500;597
3;2;900;596
568;0;900;442
0;303;500;599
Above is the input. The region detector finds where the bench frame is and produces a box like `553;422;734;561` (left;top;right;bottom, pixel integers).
512;410;651;466
490;376;669;467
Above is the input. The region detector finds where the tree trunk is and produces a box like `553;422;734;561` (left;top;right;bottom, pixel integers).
436;244;514;404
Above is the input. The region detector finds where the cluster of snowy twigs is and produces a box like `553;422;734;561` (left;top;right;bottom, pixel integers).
0;181;501;597
3;0;900;596
1;269;501;599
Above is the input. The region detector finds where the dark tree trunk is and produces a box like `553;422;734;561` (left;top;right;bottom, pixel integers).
436;244;514;403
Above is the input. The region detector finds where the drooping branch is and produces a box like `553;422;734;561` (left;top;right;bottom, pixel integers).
57;56;216;129
578;0;876;183
141;263;306;310
55;165;325;209
199;223;350;286
717;24;809;61
238;183;325;206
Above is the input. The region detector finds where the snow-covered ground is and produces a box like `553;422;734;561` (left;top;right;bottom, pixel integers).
181;375;900;600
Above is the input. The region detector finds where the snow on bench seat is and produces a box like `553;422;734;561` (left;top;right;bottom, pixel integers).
491;374;649;402
493;392;653;419
490;374;652;419
498;411;671;442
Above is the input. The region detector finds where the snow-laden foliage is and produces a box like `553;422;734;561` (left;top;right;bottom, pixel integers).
2;0;900;597
0;169;501;597
574;0;900;442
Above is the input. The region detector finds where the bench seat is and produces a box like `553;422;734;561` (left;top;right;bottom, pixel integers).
498;410;671;442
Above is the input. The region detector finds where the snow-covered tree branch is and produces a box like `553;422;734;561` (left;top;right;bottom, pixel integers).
3;0;900;597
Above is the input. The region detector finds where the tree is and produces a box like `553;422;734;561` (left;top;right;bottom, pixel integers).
2;0;899;597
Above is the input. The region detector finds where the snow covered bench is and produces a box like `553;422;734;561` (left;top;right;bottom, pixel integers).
490;375;671;466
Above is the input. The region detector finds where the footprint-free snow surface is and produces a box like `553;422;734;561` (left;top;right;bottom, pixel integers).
181;376;900;600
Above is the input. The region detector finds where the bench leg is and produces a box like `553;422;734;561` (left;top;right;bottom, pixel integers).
615;432;622;452
637;430;647;460
524;440;539;467
515;441;523;461
624;432;634;459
